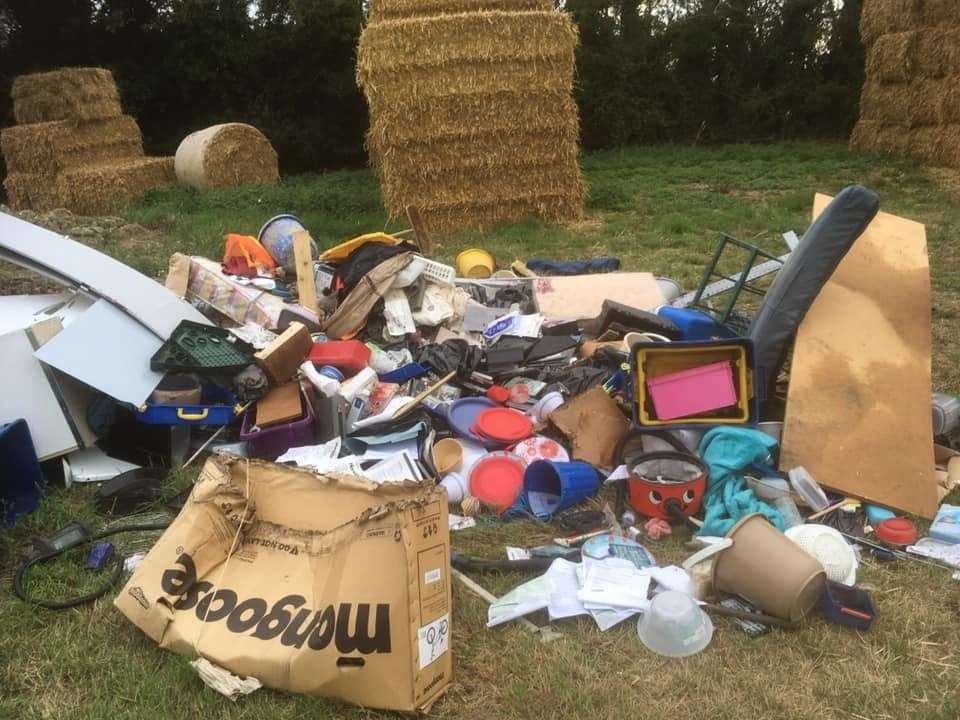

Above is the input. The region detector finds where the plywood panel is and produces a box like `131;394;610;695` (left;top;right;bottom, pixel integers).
781;194;938;517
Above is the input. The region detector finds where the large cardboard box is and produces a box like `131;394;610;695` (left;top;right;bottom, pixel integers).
115;456;452;712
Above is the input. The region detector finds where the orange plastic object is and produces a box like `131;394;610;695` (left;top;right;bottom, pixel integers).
224;234;277;274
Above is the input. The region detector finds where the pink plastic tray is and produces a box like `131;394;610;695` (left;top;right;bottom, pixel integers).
646;360;736;420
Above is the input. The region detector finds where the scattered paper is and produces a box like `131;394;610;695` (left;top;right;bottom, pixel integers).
277;438;341;466
487;573;553;628
578;558;652;609
384;288;417;336
190;657;262;701
506;546;532;561
366;450;424;483
449;514;477;531
124;553;146;572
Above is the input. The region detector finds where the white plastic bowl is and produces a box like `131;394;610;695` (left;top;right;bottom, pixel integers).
637;591;713;658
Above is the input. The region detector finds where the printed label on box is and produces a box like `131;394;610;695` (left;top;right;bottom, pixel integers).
418;614;450;670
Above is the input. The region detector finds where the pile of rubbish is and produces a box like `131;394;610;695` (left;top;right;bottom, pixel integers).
2;185;960;712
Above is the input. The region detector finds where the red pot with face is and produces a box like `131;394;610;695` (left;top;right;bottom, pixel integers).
626;451;708;521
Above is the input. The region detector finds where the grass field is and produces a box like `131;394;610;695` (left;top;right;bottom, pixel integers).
2;142;960;720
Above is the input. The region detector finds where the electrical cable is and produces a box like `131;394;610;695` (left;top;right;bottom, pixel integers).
13;521;170;610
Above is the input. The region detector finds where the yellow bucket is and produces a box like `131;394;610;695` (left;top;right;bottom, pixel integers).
456;248;495;278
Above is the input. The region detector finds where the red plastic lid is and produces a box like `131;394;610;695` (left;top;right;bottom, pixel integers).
875;518;918;546
473;408;533;443
486;385;510;404
468;452;525;513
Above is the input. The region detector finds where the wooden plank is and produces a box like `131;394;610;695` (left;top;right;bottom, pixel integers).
406;206;432;254
780;194;938;518
292;230;318;315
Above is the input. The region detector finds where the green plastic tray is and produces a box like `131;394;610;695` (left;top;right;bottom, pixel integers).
151;321;253;373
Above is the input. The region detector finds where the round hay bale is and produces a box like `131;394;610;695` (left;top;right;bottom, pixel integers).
174;123;279;190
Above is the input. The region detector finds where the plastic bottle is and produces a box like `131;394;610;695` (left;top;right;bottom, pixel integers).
773;496;803;528
300;360;341;398
339;366;378;404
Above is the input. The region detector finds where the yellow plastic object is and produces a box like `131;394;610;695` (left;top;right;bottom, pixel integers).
177;408;209;421
318;232;400;263
456;248;495;278
633;343;752;425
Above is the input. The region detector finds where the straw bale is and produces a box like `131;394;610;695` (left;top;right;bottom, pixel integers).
851;120;960;167
861;0;923;47
858;79;946;127
377;157;583;228
174;123;279;190
922;0;960;30
367;91;578;146
56;157;175;216
867;32;916;83
11;67;122;124
2;173;60;212
1;115;143;176
364;58;576;111
371;131;579;180
417;194;582;231
369;0;550;21
357;11;577;77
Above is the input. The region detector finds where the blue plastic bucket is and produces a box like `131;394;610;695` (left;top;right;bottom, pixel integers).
523;460;600;520
258;214;316;273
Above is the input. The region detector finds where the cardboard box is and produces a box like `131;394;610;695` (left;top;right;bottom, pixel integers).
254;321;313;385
115;456;452;712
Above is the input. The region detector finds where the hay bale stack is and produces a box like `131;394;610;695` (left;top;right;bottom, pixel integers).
1;116;143;175
852;1;960;167
357;7;584;231
174;123;279;189
2;67;173;214
11;68;122;125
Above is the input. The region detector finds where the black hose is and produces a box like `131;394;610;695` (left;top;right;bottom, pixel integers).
13;522;170;610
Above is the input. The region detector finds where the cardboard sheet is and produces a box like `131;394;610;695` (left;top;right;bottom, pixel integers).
534;273;665;322
0;212;209;338
34;299;165;406
781;195;938;518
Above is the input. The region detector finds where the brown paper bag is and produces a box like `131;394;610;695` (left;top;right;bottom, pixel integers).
115;456;452;712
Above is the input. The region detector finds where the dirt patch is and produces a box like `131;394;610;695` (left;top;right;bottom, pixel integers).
0;205;167;295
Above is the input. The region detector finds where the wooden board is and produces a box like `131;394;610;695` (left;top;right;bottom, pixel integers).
780;194;938;518
533;273;665;322
293;230;318;315
255;383;303;428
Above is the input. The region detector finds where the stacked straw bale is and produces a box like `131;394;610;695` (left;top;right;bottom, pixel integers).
2;67;174;214
852;0;960;167
357;1;584;231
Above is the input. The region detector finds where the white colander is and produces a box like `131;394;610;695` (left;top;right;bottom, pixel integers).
785;524;858;586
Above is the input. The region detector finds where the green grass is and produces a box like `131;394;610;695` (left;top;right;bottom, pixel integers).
3;141;960;719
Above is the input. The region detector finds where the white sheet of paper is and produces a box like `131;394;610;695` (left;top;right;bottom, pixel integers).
365;450;423;483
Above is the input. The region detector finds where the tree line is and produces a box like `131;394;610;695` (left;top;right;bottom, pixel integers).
0;0;863;181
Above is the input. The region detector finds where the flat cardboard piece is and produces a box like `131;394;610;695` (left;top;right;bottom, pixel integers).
534;273;665;322
549;386;630;468
0;328;78;460
781;195;938;518
34;299;164;406
115;457;452;712
255;383;304;428
0;212;210;339
254;321;312;385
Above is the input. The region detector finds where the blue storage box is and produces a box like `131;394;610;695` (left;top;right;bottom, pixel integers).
0;419;45;526
135;385;243;426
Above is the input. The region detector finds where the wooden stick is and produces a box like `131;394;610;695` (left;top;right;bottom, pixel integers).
451;568;561;642
292;230;318;315
392;370;456;420
406;206;432;254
